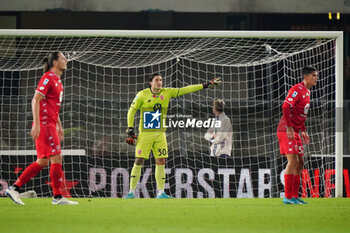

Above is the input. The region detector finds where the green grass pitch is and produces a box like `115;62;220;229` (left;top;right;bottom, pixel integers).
1;198;349;233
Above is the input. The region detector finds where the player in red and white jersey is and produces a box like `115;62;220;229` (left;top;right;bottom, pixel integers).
6;52;77;205
277;66;318;204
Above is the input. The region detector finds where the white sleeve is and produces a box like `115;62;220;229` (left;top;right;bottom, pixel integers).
204;127;214;141
211;117;232;144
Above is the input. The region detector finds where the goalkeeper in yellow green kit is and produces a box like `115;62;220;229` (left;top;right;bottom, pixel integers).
124;73;221;199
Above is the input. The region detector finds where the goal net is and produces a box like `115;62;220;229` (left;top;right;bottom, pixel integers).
0;30;343;198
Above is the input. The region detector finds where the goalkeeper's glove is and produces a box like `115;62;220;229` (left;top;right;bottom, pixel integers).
126;127;137;145
203;77;222;89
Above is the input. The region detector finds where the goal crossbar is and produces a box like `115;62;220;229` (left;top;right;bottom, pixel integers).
0;29;343;39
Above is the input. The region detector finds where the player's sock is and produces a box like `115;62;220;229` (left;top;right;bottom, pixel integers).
14;161;42;188
284;174;294;199
155;164;165;194
50;163;62;196
13;184;20;192
130;163;142;192
292;174;301;198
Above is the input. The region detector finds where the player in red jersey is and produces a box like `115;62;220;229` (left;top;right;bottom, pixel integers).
6;52;77;205
277;66;318;204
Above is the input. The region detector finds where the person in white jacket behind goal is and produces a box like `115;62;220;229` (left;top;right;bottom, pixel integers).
204;99;233;158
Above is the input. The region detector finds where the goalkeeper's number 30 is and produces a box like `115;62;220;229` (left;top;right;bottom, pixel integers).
158;149;167;156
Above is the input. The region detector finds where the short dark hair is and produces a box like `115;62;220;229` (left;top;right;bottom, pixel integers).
302;66;317;76
213;99;225;113
43;52;61;73
148;73;162;88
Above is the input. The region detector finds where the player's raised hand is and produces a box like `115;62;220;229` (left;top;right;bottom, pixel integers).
203;77;222;88
126;127;137;145
30;123;40;140
301;131;310;144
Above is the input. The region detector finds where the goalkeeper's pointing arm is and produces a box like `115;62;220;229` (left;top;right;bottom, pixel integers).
176;77;222;97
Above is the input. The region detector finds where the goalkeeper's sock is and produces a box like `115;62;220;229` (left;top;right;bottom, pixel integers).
50;163;62;196
14;161;42;188
130;163;142;192
284;174;294;199
292;174;301;198
155;164;166;193
157;190;165;196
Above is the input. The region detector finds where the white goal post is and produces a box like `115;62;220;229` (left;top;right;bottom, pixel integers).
0;30;343;198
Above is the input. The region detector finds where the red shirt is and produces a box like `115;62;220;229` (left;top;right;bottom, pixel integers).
35;71;63;125
277;82;310;133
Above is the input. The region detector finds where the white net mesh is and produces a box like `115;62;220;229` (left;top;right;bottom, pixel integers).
0;32;338;198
